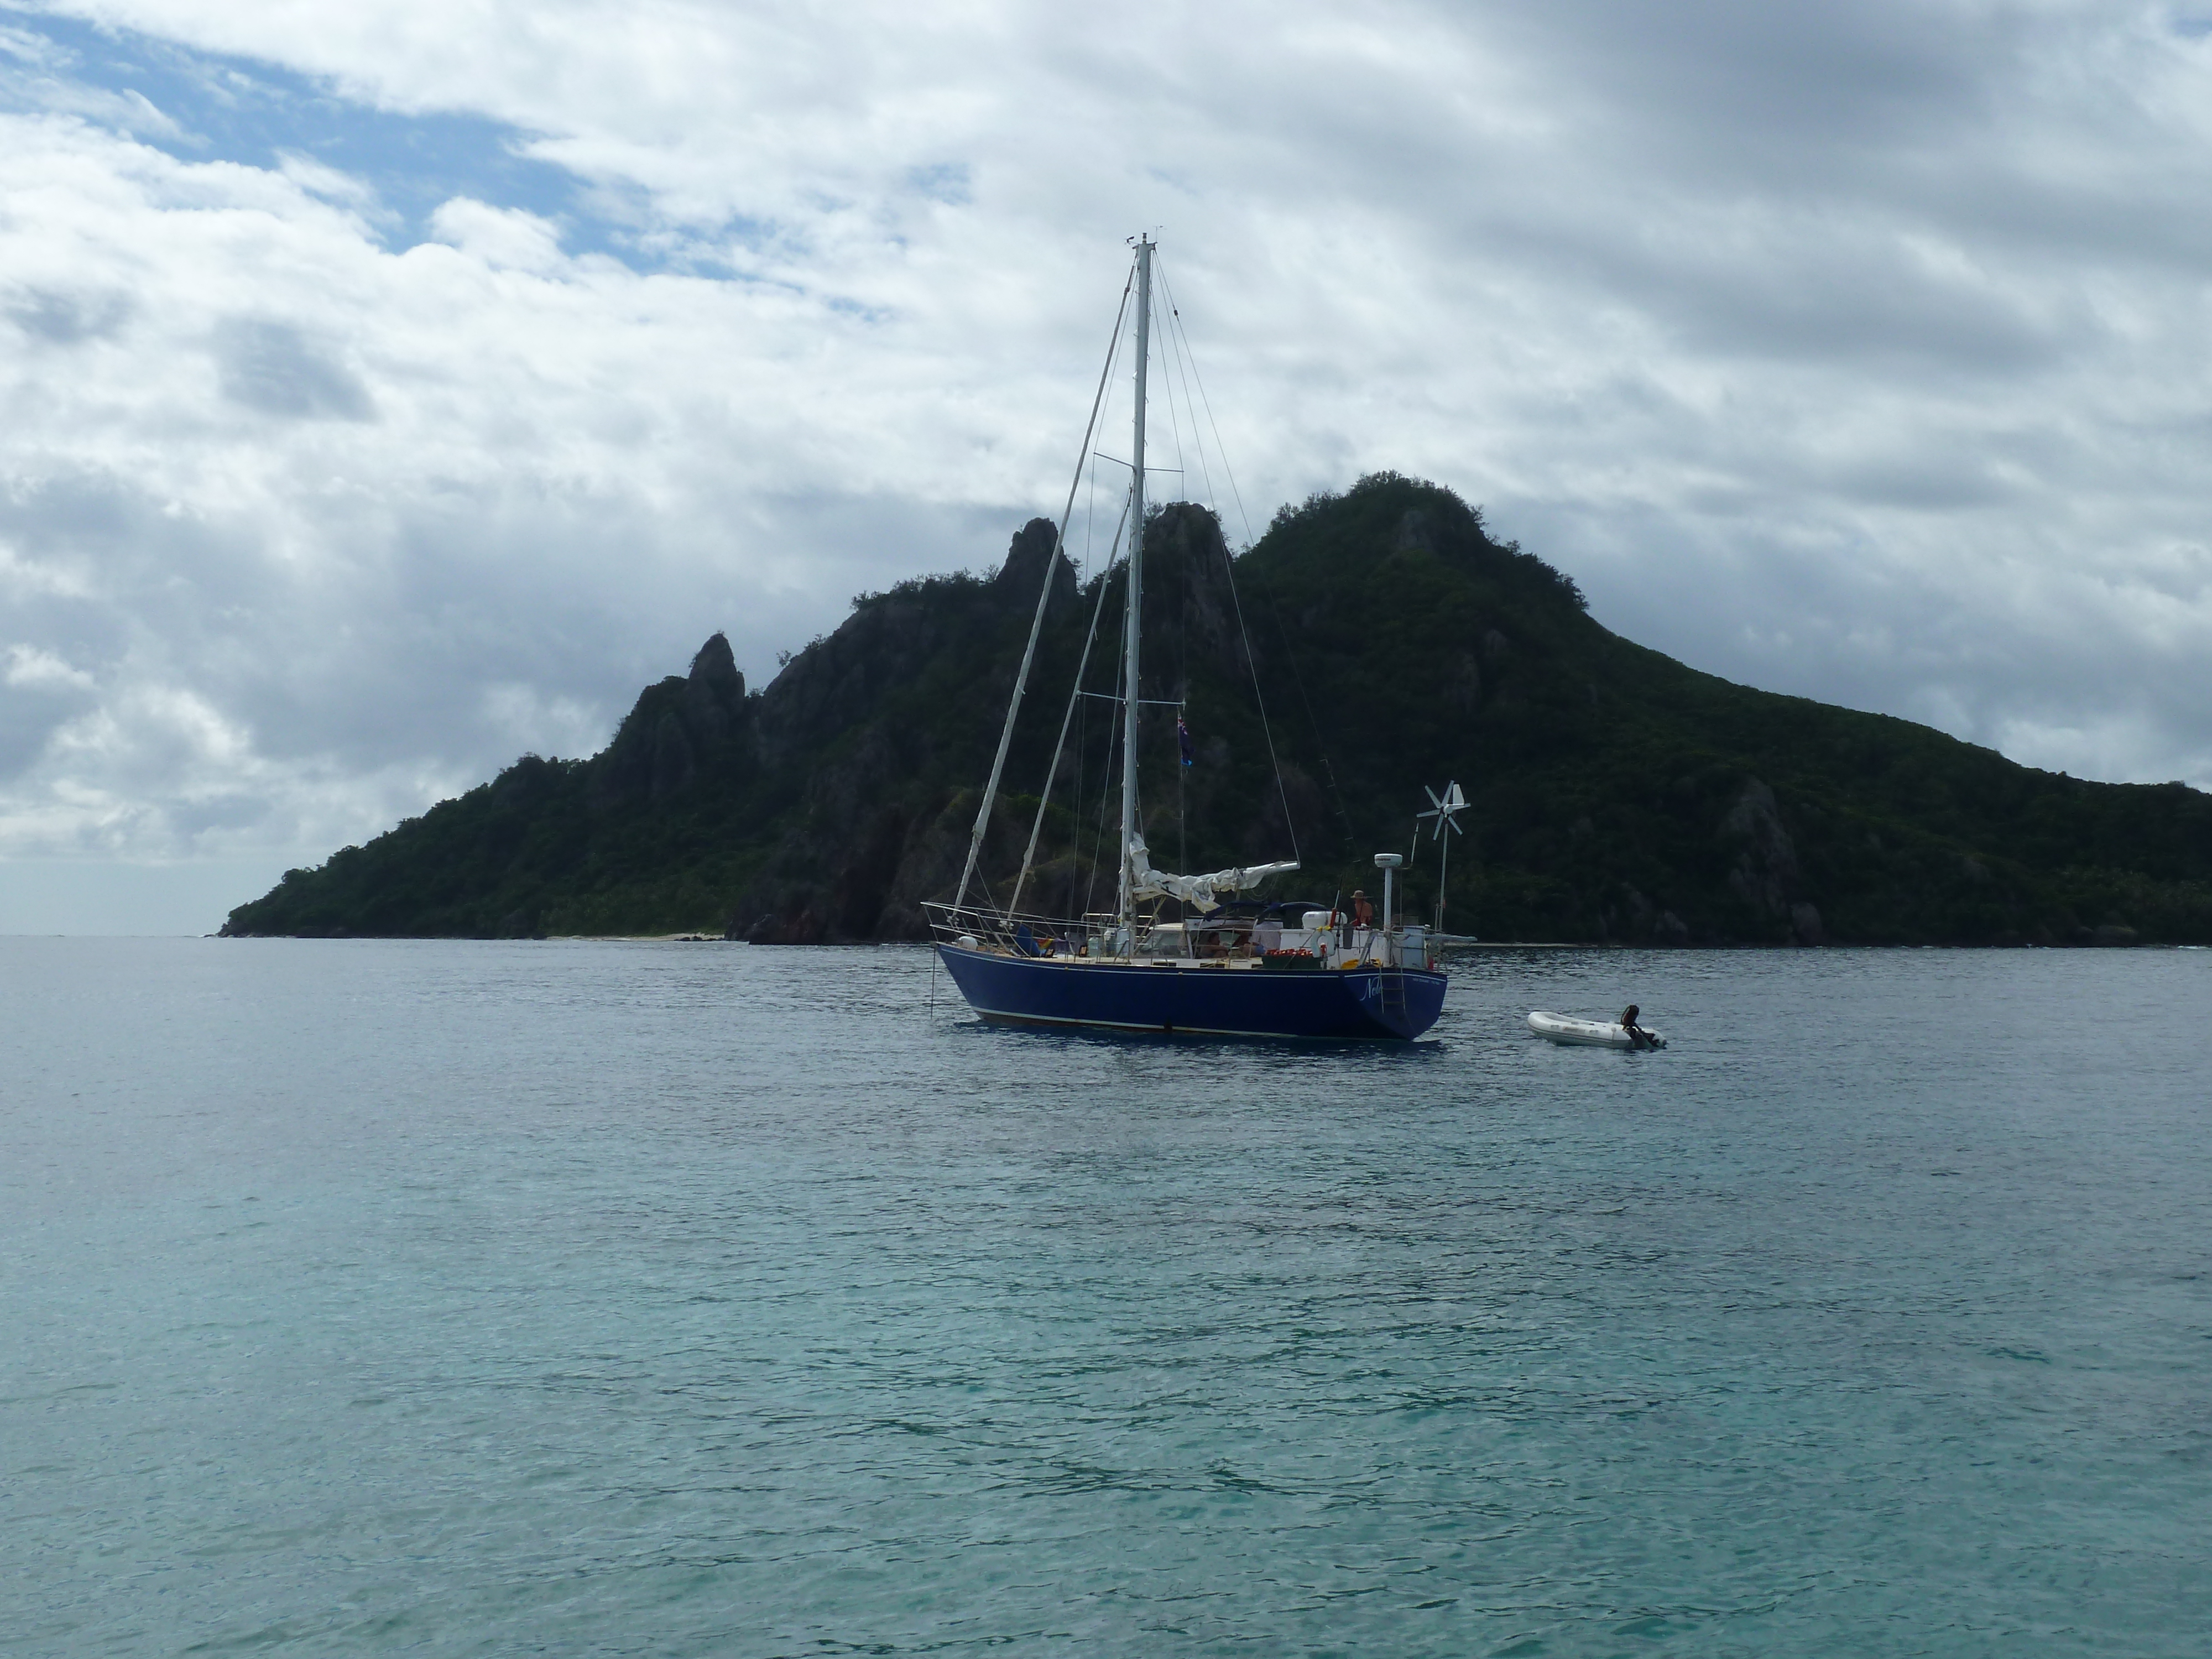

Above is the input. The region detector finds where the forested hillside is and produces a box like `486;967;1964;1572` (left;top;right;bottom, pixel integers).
222;474;2212;945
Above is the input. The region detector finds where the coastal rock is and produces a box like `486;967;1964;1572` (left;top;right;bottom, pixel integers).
649;711;695;801
1392;507;1436;554
1723;778;1801;920
1451;651;1483;714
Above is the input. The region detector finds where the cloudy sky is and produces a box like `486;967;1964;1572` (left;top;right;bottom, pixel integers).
5;0;2212;931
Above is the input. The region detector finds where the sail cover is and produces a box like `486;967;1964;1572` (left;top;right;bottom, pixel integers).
1129;836;1297;914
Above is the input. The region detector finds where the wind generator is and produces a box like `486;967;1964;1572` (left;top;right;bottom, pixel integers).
1417;781;1467;936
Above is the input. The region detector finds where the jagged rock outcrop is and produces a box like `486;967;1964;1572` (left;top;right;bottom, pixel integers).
1720;776;1808;936
595;632;752;808
994;515;1079;609
721;519;1084;943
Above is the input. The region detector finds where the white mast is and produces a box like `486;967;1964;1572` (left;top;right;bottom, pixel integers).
1117;237;1152;950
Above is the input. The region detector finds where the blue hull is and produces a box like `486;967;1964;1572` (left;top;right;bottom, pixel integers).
937;946;1447;1040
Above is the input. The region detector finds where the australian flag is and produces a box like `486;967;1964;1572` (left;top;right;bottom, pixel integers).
1177;715;1195;768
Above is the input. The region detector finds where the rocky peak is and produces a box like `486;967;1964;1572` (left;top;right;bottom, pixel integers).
689;632;744;698
591;632;756;809
680;630;748;750
995;517;1078;613
1136;503;1247;679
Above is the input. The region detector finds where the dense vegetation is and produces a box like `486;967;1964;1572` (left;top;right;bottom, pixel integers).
223;474;2212;945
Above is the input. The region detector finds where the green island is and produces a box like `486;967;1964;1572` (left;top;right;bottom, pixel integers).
222;473;2212;945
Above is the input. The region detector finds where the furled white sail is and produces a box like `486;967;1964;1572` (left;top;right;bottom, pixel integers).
1128;834;1297;913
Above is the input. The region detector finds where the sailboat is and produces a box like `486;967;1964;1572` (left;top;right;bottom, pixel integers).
924;238;1449;1040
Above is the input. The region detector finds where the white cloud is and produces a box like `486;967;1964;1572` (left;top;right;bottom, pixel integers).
4;0;2212;933
274;148;382;213
4;643;96;689
427;197;565;272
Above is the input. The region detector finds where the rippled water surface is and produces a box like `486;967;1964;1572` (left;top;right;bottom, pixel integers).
4;939;2208;1656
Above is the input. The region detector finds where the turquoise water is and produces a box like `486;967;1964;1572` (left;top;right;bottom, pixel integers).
3;939;2206;1656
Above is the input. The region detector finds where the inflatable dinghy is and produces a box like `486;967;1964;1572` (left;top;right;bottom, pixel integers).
1527;1010;1667;1050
